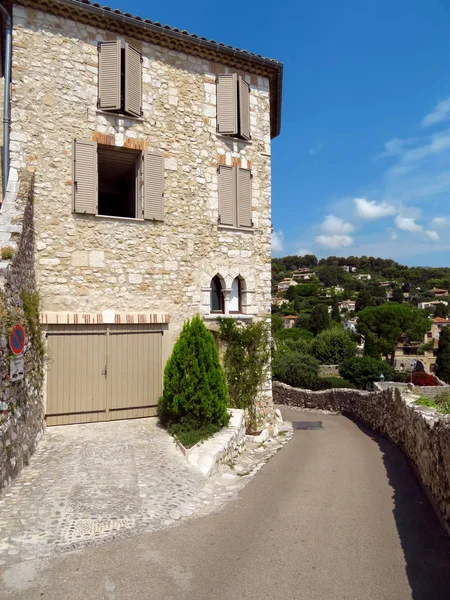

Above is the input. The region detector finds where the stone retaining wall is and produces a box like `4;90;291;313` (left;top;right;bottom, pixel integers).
273;381;450;533
0;175;45;492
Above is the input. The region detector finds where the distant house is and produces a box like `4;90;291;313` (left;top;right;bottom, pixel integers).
343;320;357;334
430;288;449;297
354;273;371;281
338;300;356;313
379;281;394;288
341;265;357;272
418;300;449;310
271;297;289;307
282;315;297;329
292;270;314;281
277;279;293;293
395;317;450;373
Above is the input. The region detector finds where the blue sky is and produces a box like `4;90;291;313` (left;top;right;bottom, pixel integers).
110;0;450;266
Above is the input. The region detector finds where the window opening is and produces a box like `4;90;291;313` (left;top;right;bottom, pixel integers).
211;276;224;313
98;146;140;219
229;277;242;313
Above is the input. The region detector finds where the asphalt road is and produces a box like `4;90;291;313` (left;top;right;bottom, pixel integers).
2;408;450;600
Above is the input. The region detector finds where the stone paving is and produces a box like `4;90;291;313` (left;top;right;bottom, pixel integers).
0;418;292;566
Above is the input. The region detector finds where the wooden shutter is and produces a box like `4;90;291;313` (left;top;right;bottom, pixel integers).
218;165;236;226
143;150;164;221
125;43;142;118
73;140;97;214
217;74;238;135
238;77;251;140
237;168;252;228
98;40;121;111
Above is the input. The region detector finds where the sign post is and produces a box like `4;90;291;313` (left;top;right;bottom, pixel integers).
9;324;25;382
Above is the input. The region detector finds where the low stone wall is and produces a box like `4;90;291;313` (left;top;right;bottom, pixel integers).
375;381;450;399
273;381;450;533
0;175;45;492
184;409;246;476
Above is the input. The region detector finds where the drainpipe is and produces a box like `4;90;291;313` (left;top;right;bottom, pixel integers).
0;3;11;201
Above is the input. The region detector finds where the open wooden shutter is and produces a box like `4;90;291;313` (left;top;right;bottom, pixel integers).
125;43;142;118
217;74;238;135
237;168;252;228
98;40;121;111
218;165;235;226
73;139;97;214
144;150;164;221
238;77;251;140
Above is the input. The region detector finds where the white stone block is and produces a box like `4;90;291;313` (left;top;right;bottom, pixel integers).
89;251;105;268
71;250;89;267
165;157;178;171
128;273;143;284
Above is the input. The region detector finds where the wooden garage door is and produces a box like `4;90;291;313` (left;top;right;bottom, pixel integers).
46;325;162;426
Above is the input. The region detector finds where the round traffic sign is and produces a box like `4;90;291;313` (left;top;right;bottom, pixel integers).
9;324;25;356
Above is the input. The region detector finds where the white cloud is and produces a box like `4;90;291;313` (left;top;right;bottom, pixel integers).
354;197;396;220
421;96;450;128
425;230;440;241
390;231;398;240
272;230;284;253
395;215;423;232
296;248;313;256
402;130;450;164
431;216;448;228
374;137;416;160
315;234;353;249
320;214;354;235
308;142;323;156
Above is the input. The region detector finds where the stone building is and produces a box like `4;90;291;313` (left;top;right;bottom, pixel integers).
0;0;283;426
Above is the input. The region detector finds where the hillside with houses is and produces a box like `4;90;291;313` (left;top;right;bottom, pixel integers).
271;254;450;380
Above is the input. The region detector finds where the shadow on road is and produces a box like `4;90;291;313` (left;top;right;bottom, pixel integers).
351;419;450;600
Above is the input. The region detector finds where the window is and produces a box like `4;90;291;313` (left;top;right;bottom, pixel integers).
73;140;164;221
229;277;242;313
98;41;142;118
210;276;224;313
216;73;250;140
218;165;252;228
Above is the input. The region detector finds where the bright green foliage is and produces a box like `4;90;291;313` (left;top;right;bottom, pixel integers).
315;376;356;390
309;304;330;336
218;318;270;430
273;352;320;389
331;295;340;322
416;392;450;415
271;313;284;333
357;303;430;365
311;328;357;364
436;327;450;384
158;315;229;427
275;328;313;343
339;356;394;388
167;419;222;448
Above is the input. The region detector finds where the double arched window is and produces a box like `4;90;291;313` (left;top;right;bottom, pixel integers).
210;275;243;314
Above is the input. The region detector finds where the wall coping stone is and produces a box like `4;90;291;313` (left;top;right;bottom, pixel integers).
40;311;170;325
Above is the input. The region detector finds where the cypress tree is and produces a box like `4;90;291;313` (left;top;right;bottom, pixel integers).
158;315;229;426
294;294;301;314
436;327;450;384
331;295;341;322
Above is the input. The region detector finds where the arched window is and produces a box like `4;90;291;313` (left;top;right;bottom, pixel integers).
210;276;224;313
229;277;242;313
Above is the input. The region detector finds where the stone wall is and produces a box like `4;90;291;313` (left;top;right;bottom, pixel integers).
273;381;450;533
0;175;45;492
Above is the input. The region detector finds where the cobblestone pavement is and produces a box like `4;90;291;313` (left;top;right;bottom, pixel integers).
0;418;292;566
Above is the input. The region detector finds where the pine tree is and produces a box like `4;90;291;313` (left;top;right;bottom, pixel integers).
309;304;330;336
436;327;450;384
158;315;229;426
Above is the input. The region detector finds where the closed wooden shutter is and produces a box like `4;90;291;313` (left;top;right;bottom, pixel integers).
238;77;251;140
144;150;164;221
217;74;238;135
218;165;236;226
98;40;121;111
125;43;142;118
237;168;252;228
73;139;97;214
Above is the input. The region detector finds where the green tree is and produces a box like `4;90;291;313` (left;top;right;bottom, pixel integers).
294;294;301;313
331;295;341;322
357;304;431;365
309;304;330;336
436;327;450;384
311;328;357;364
273;352;320;389
434;302;449;318
158;315;229;427
392;286;404;303
355;287;373;312
339;357;394;389
271;313;284;333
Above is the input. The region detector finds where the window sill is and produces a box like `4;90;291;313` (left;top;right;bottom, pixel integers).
203;314;254;322
216;134;252;145
96;110;144;123
94;214;146;223
218;225;254;233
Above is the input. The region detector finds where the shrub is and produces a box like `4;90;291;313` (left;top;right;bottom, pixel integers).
275;327;313;343
407;372;439;386
436;327;450;384
273;352;319;389
311;328;357;364
392;371;409;383
167;418;222;448
339;356;394;389
314;376;355;390
416;392;450;415
158;315;229;428
1;246;15;260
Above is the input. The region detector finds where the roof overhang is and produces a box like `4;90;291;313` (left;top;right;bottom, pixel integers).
15;0;283;137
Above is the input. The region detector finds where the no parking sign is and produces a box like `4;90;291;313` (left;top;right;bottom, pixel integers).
9;324;25;356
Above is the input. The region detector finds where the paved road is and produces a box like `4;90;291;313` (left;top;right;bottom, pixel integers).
2;408;450;599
